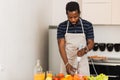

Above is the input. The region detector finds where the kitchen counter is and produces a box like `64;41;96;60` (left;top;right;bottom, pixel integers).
89;55;120;66
89;59;120;66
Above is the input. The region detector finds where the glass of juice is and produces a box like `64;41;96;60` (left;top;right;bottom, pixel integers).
46;71;53;78
34;72;45;80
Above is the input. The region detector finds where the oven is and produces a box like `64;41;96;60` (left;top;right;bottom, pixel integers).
89;59;120;80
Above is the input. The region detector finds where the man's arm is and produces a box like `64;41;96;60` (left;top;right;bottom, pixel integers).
77;39;94;56
57;38;68;65
86;39;94;51
57;38;76;74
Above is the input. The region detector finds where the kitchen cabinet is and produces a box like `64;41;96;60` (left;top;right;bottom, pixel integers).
82;2;111;24
111;0;120;24
83;0;110;3
81;0;120;24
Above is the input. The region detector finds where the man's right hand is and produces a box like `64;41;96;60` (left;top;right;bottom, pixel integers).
66;63;76;75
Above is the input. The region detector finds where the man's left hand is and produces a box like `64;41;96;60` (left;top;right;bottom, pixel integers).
77;48;86;57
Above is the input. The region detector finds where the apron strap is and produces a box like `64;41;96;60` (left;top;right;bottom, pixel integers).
66;21;69;33
80;19;85;34
66;19;85;33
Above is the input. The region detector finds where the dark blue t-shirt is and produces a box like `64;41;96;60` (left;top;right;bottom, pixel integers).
57;19;94;40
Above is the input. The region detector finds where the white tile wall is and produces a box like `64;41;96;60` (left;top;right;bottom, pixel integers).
88;25;120;58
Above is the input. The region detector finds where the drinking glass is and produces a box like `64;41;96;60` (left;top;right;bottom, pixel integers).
46;71;53;78
34;72;45;80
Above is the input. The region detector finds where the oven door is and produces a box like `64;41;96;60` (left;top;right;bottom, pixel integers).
89;61;120;80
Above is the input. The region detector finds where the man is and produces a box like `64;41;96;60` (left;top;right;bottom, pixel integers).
57;1;94;75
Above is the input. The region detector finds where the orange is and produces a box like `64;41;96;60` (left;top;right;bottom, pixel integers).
83;76;88;80
65;75;73;80
60;77;67;80
53;76;60;80
73;74;80;80
57;73;65;78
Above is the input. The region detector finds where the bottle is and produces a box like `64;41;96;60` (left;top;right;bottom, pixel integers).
34;59;43;73
34;59;45;80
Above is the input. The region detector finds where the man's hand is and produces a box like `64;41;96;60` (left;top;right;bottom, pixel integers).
66;63;76;75
77;48;86;57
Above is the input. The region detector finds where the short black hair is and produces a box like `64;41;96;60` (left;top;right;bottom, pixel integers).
66;1;80;14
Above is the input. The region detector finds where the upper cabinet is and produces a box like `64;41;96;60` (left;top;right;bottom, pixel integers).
82;2;111;24
111;0;120;24
81;0;120;24
83;0;110;3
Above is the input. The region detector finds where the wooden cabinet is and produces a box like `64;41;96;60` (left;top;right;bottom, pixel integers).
81;0;120;24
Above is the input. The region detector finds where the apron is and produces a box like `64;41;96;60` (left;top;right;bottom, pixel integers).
60;19;90;76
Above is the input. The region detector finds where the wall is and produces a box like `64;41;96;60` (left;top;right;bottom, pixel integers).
51;0;79;25
94;25;120;43
90;25;120;56
0;0;51;80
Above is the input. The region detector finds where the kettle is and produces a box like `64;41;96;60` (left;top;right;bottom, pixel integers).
99;43;106;51
93;43;99;51
106;43;114;52
114;43;120;52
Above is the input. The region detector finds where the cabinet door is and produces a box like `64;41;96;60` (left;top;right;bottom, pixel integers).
83;0;111;3
111;0;120;24
82;3;111;24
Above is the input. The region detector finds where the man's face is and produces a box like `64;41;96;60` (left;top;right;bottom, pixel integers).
67;10;80;24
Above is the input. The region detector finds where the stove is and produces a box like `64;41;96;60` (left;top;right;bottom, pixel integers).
89;58;120;80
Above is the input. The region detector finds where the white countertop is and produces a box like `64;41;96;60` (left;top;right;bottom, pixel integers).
88;51;120;59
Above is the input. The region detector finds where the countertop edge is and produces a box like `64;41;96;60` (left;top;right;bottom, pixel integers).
49;24;120;29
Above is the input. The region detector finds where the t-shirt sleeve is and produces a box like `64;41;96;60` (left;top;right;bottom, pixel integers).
86;23;94;40
57;24;66;39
